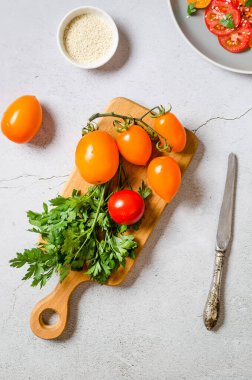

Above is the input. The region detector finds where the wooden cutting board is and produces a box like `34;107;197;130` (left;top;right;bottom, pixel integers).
30;97;198;339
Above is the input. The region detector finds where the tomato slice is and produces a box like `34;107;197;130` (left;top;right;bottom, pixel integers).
211;0;239;8
228;0;239;7
205;1;241;36
218;19;251;52
215;0;239;6
239;5;252;25
212;0;239;6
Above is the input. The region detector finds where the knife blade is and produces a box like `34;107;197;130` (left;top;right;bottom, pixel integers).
216;153;237;252
203;153;237;330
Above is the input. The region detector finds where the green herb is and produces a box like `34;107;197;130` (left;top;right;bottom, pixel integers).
219;13;234;29
245;0;252;7
187;3;197;16
10;184;146;287
138;180;152;200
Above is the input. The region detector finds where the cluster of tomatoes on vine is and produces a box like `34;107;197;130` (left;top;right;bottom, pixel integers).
75;106;187;226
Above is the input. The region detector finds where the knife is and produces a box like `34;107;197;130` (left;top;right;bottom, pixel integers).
203;153;237;331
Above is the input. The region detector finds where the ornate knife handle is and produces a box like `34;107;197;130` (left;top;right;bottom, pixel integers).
203;251;225;331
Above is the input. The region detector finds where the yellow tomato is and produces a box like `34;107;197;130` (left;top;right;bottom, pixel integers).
153;113;187;153
187;0;211;8
116;125;152;166
75;131;119;184
1;95;42;143
147;156;181;203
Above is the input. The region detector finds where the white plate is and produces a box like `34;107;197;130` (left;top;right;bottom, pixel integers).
168;0;252;74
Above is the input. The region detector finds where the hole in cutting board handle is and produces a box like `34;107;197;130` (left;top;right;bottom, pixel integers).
40;308;60;327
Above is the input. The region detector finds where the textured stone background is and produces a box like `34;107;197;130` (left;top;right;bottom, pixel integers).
0;0;252;379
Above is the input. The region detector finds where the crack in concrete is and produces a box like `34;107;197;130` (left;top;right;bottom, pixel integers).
0;174;69;184
38;174;69;181
0;174;69;191
1;283;25;333
0;186;20;189
193;106;252;134
9;283;24;316
0;174;35;183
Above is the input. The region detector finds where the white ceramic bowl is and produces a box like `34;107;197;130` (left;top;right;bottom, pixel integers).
57;6;119;69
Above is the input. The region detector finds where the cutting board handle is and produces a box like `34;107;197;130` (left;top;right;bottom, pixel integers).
30;271;90;340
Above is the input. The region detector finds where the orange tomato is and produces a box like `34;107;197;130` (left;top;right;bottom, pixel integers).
75;130;119;184
1;95;42;143
147;156;181;203
116;125;152;166
153;113;186;153
187;0;211;8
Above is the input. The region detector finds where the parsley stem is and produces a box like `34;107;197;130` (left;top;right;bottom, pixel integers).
85;185;98;199
89;185;106;231
120;160;132;190
74;185;106;259
117;156;123;190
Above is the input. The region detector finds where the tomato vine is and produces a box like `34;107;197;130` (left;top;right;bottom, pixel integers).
82;105;173;153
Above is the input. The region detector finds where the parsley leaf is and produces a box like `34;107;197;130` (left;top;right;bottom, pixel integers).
138;181;152;200
187;3;197;16
10;248;56;288
245;0;252;6
10;183;150;287
219;13;234;29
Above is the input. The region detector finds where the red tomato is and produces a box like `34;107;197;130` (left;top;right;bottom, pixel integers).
147;156;181;203
239;4;252;25
221;0;239;7
116;125;152;166
230;0;239;6
205;1;241;36
1;95;42;143
75;131;119;184
108;190;145;225
218;20;251;52
153;113;186;153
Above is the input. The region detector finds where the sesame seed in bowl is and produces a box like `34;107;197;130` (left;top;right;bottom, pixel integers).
57;7;119;69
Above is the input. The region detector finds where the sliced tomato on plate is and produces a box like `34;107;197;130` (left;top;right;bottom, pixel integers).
240;5;252;25
213;0;239;6
205;1;241;36
228;0;239;7
210;0;239;8
218;19;251;52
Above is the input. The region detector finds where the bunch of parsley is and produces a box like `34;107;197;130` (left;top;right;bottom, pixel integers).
10;183;151;288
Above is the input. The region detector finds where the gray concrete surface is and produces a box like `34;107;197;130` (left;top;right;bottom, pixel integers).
0;0;252;379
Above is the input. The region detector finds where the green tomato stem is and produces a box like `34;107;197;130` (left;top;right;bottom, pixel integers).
87;107;172;153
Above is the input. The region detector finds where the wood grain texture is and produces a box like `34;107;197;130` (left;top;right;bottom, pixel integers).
30;97;198;339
